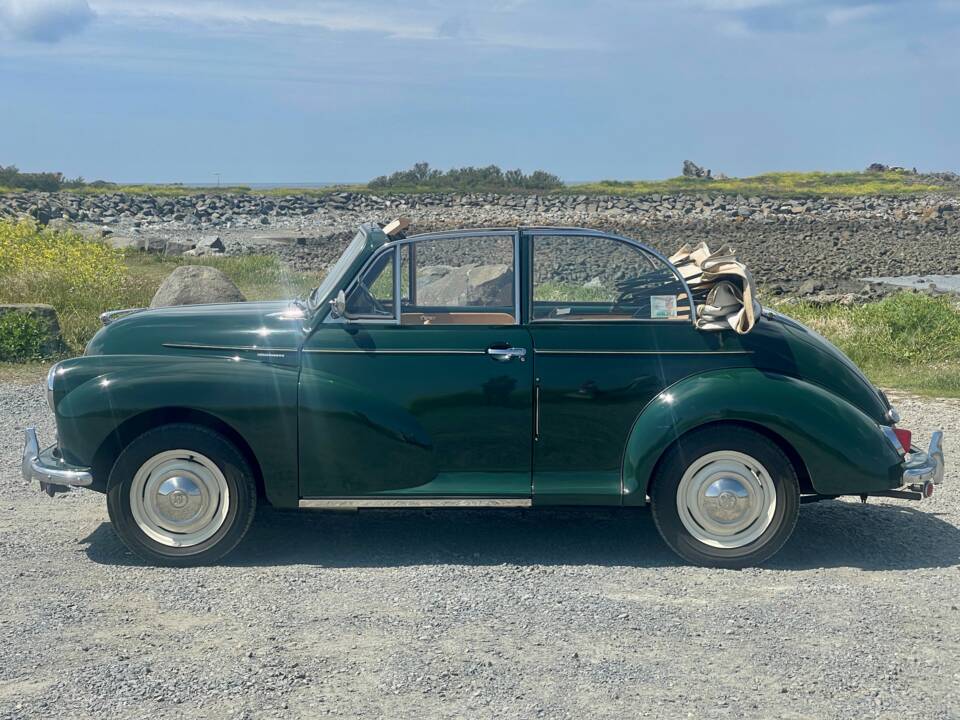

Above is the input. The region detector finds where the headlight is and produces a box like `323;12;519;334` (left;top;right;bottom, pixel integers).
46;362;59;411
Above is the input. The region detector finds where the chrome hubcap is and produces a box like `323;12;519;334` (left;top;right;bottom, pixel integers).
676;450;777;549
129;450;229;548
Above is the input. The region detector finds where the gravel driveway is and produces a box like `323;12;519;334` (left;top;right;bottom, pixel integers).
1;382;958;720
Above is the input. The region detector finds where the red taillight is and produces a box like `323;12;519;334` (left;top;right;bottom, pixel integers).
894;428;912;452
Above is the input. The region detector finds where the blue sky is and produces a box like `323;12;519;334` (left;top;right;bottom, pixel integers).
1;0;958;183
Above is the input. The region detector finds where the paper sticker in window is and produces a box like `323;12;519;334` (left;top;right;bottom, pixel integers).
651;295;678;319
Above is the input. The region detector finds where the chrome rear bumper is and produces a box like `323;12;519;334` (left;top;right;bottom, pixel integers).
22;428;93;495
903;431;945;489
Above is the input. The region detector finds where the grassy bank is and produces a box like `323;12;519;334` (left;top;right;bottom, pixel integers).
80;171;952;197
571;170;946;197
3;169;954;198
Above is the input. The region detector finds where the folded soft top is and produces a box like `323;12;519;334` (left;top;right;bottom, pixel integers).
670;242;760;334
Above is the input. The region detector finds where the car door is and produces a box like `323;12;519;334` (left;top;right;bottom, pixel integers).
524;229;750;506
299;230;534;498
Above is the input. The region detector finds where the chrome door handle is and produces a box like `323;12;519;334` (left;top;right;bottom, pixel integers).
487;347;526;362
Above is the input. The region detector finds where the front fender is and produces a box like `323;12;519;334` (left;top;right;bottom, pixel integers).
53;354;300;508
621;368;903;504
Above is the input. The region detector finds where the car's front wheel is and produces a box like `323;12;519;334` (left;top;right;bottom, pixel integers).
106;423;257;566
650;425;800;568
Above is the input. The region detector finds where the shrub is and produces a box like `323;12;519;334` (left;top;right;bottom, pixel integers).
368;162;563;192
0;312;48;362
0;218;133;350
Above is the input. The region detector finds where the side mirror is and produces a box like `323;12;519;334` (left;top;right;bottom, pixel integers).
329;289;347;319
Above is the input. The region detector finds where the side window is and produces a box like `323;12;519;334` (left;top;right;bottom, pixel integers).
400;235;516;325
345;248;395;319
532;235;690;321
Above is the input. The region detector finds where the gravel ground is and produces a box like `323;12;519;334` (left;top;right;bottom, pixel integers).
1;381;958;719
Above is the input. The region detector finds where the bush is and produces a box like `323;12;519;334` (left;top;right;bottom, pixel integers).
0;218;135;350
0;312;48;362
368;162;563;192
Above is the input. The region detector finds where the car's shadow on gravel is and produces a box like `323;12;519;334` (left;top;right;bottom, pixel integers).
81;500;960;570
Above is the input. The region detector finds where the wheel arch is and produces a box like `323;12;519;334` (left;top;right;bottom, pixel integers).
643;419;814;499
91;407;267;503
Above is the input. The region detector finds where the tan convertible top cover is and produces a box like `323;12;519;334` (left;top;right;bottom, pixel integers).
669;242;760;334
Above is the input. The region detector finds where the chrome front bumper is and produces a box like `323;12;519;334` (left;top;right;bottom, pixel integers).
21;428;93;495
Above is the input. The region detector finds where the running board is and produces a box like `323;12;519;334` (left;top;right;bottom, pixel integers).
299;498;532;509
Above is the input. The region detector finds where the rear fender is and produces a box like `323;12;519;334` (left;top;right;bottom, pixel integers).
621;368;902;504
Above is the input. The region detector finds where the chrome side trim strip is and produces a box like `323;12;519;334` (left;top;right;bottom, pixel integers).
299;498;532;509
303;348;486;355
162;343;299;352
533;349;754;356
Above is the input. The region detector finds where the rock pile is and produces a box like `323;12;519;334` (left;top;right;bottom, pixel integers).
1;190;958;298
2;190;958;231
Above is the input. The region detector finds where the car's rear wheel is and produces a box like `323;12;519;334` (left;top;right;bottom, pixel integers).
107;423;256;566
650;426;800;568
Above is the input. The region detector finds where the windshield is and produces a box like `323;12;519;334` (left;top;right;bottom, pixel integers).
306;231;368;311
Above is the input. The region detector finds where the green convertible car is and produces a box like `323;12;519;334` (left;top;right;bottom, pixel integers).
23;222;945;567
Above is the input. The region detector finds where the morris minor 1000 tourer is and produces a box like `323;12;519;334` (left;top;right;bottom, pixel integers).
23;221;945;567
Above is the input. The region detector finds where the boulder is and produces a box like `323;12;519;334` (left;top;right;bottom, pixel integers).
682;160;712;179
150;266;246;308
0;304;64;359
163;238;197;256
45;218;75;233
196;235;225;253
798;279;825;296
417;264;513;307
106;235;142;251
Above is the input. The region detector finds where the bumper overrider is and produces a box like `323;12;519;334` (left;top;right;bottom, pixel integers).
21;428;93;497
901;431;945;497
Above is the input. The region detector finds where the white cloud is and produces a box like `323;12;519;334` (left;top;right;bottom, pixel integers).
89;1;438;40
825;4;880;25
86;1;597;50
686;0;786;9
0;0;94;42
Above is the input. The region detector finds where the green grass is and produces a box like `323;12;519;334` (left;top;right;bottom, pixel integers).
106;171;949;197
569;170;948;197
533;280;616;303
776;292;960;397
122;252;321;302
3;165;958;197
